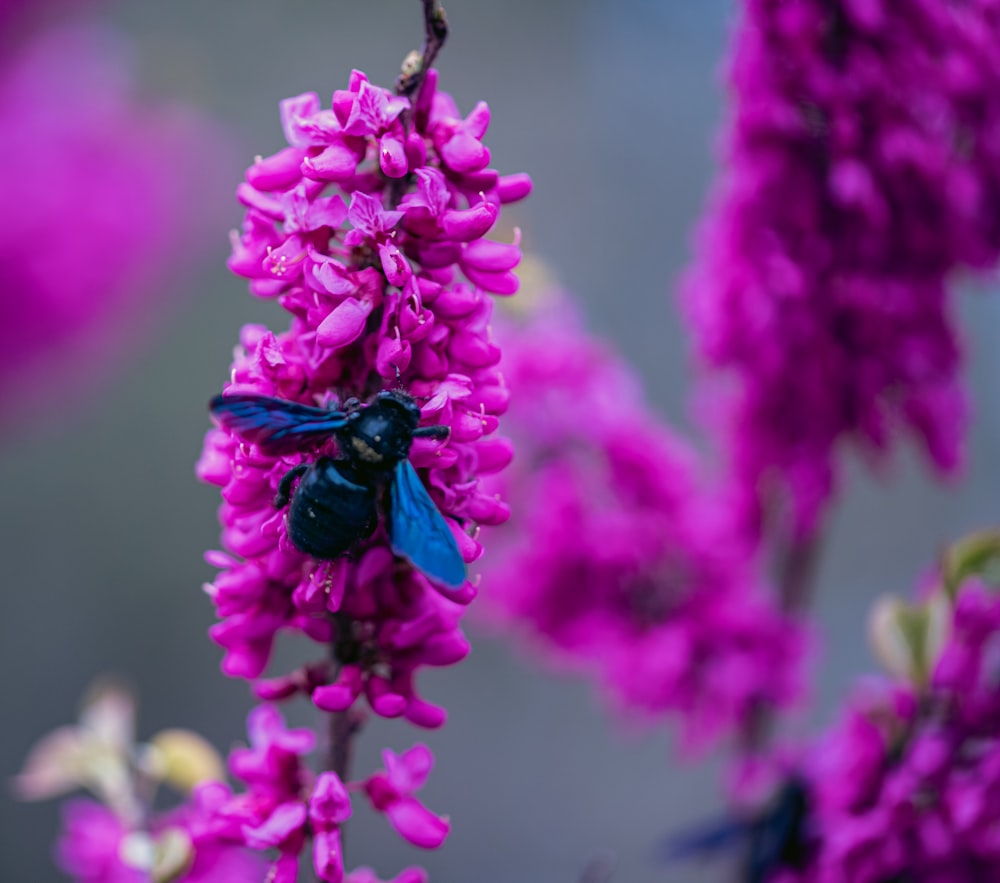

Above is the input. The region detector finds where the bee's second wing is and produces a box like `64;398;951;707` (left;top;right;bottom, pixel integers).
661;816;748;862
209;394;348;454
389;460;467;590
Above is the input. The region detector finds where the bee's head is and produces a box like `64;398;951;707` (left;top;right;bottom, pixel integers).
375;388;422;422
346;390;422;468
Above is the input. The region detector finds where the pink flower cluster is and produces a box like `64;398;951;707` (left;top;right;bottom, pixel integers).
0;24;230;429
197;68;530;728
196;705;445;883
777;581;1000;882
683;0;1000;538
479;295;805;750
57;798;262;883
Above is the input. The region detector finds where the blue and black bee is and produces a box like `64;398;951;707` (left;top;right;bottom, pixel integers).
209;388;466;590
663;779;812;883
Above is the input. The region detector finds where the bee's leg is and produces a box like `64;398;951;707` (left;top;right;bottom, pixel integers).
413;424;450;441
274;463;309;508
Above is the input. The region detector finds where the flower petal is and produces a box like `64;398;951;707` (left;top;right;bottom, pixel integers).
317;298;374;348
385;797;450;849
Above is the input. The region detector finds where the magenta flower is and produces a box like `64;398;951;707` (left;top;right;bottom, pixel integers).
56;798;263;883
198;65;529;732
0;23;231;430
202;704;354;883
309;773;353;883
362;744;450;849
337;74;410;178
201;706;449;880
16;680;259;883
777;574;1000;882
479;292;805;751
683;0;1000;538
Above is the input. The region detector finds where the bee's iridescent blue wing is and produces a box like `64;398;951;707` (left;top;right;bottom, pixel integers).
209;394;348;454
389;459;467;590
663;780;809;883
661;817;748;862
745;781;809;883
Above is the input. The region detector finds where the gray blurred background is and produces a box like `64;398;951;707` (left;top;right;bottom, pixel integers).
3;1;1000;881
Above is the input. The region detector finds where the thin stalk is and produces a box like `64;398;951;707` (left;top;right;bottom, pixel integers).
325;613;364;781
388;0;449;209
396;0;449;103
741;527;823;754
326;709;360;782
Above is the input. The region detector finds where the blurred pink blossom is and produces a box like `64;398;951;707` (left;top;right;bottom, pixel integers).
57;798;263;883
479;293;806;751
684;0;1000;539
0;24;232;429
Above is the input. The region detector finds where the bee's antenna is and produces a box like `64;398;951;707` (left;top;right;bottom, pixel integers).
393;364;405;391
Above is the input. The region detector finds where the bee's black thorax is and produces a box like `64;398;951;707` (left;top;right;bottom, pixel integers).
269;387;443;564
335;390;422;482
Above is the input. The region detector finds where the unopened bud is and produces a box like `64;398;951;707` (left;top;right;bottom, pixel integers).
145;729;225;794
869;593;951;687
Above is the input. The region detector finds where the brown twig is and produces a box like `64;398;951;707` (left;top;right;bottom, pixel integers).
325;613;364;781
387;0;449;210
316;620;364;880
326;708;361;782
741;527;824;754
396;0;449;103
775;528;823;616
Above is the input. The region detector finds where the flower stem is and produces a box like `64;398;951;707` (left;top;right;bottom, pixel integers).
776;528;822;616
326;709;360;782
742;528;823;754
396;0;449;103
388;0;448;211
326;615;364;782
319;623;363;881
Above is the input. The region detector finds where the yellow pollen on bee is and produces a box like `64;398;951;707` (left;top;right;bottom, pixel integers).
350;436;382;463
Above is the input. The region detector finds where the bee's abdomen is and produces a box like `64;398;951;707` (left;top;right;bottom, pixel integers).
287;458;377;559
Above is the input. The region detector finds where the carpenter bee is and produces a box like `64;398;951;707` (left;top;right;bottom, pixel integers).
663;778;811;883
209;388;466;590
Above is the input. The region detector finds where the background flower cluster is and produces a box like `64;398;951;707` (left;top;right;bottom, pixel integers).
7;3;1000;883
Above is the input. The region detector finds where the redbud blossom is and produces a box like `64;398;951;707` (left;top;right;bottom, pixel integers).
684;0;1000;537
479;292;805;751
0;24;230;429
778;574;1000;881
197;68;529;732
200;706;448;881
